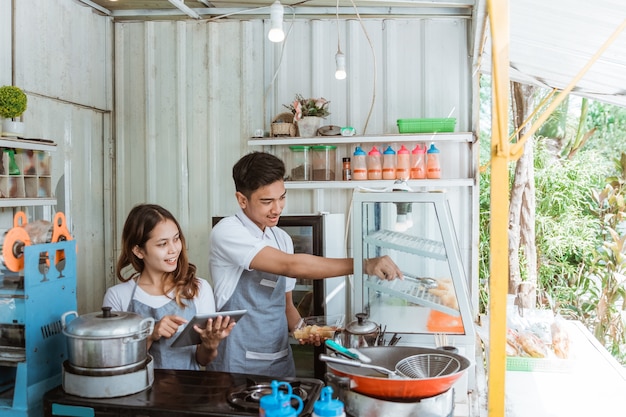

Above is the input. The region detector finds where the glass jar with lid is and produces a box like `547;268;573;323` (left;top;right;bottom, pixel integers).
311;145;337;181
288;145;312;181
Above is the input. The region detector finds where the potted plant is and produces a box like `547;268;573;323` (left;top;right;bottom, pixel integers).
0;85;28;137
284;94;330;137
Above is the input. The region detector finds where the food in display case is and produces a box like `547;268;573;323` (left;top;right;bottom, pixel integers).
351;190;476;351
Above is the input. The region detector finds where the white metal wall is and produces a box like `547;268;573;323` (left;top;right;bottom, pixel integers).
114;16;474;291
0;0;113;313
2;0;475;314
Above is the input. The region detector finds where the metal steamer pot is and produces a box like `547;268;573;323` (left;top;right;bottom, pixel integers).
61;307;155;371
323;346;472;400
339;313;380;348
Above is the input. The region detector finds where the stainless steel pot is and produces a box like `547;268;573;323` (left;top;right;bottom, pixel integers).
61;307;155;369
339;313;380;348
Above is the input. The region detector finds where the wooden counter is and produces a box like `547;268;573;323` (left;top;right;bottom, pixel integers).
505;320;626;416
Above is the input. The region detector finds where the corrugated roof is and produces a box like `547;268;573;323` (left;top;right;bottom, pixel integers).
479;0;626;107
83;0;626;106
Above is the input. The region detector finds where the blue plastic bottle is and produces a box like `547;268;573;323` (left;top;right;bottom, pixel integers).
312;386;345;417
259;380;303;417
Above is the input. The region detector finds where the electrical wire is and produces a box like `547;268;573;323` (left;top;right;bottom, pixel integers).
348;0;377;135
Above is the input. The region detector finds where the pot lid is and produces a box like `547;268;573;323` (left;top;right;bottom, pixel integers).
346;313;379;335
63;307;149;338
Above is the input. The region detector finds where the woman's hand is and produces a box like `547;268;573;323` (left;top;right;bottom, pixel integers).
195;315;236;365
152;315;187;341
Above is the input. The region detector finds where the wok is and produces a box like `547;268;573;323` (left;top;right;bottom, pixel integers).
322;346;471;400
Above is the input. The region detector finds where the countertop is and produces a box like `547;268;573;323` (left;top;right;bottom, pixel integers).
505;320;626;416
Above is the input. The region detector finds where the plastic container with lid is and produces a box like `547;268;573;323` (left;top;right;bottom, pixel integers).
366;146;382;180
382;146;396;180
288;145;312;181
352;146;367;180
312;386;345;417
410;144;426;179
312;145;337;181
395;144;410;180
426;143;441;179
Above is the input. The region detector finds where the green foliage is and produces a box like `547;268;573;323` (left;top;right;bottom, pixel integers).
0;85;27;119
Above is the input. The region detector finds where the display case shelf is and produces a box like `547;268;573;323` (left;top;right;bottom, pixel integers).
364;274;461;317
364;229;447;260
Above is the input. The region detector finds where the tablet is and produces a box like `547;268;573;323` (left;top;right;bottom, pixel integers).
170;309;247;348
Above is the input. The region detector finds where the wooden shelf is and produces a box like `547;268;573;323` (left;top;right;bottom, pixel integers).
284;178;474;190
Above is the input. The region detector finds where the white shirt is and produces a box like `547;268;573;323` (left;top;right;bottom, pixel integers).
103;277;216;314
210;208;296;310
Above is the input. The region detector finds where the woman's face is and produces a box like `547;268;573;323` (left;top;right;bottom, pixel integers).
136;219;182;275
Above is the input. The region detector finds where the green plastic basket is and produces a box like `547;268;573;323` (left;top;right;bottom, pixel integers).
506;356;572;373
397;118;456;133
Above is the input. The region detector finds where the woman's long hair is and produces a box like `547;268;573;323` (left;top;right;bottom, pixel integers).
115;203;199;306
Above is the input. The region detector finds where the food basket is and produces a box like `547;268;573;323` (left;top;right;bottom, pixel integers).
397;118;456;133
506;356;573;373
271;112;297;137
292;314;344;340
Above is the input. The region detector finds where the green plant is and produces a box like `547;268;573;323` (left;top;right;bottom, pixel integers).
0;86;27;119
283;94;330;121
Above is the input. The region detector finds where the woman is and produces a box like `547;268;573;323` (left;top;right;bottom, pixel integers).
103;204;235;370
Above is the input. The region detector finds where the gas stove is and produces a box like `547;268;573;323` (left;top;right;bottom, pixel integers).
43;369;324;417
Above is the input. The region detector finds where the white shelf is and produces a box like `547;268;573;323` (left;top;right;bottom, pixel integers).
248;132;474;146
284;178;474;190
0;198;56;207
0;137;57;152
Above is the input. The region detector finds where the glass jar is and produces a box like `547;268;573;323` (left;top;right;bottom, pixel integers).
288;145;312;181
312;145;337;181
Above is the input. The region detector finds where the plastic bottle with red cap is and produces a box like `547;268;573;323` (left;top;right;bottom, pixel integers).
410;144;426;179
395;144;410;180
366;146;382;180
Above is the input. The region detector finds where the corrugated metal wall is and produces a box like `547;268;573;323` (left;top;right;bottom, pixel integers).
1;0;113;313
3;0;475;314
114;16;474;292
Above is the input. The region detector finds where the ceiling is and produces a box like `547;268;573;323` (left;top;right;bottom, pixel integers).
80;0;626;107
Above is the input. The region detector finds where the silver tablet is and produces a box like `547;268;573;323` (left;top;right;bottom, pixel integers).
170;309;247;348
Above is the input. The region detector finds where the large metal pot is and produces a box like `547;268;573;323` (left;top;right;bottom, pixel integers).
61;307;155;369
322;346;472;400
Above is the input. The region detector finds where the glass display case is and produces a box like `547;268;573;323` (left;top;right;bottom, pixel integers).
351;189;475;350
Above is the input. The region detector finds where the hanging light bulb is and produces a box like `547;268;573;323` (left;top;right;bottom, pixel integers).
268;1;285;43
335;50;346;80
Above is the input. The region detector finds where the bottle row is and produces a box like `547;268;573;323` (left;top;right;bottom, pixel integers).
284;143;441;182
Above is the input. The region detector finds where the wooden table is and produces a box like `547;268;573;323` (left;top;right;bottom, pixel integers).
505;320;626;416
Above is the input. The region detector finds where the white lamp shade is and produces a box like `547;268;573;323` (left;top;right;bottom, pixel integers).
268;1;285;42
335;51;346;80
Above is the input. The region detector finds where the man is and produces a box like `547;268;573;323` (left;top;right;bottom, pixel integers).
207;151;402;377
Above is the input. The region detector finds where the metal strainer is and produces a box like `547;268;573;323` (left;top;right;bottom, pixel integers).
395;353;461;379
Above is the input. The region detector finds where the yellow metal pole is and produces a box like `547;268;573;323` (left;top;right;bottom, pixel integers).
486;1;509;416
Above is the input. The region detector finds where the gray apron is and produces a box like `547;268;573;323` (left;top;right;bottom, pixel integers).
206;267;295;378
128;279;199;370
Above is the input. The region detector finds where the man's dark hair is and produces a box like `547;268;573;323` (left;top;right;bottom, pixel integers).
233;152;285;197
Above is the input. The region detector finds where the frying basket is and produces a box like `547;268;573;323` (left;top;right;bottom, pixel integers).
395;353;461;378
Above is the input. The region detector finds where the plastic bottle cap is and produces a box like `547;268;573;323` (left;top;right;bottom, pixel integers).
353;146;366;156
398;145;410;154
313;386;345;417
383;146;396;155
427;143;440;153
368;146;381;156
412;144;426;154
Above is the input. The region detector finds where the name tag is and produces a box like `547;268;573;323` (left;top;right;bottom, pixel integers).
260;278;277;288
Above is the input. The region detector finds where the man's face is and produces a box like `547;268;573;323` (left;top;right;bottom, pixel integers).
236;180;286;231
